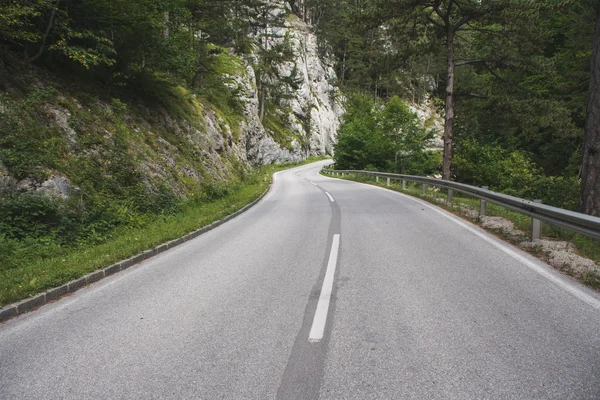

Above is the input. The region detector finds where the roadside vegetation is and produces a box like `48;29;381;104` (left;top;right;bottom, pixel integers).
300;0;599;215
318;0;599;287
0;157;326;307
0;1;330;308
333;95;439;176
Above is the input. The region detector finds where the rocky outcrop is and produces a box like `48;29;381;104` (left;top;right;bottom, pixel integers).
0;160;71;199
233;1;344;164
409;98;444;150
271;12;343;157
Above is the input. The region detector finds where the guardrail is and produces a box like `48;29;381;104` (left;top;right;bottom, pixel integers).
322;169;600;241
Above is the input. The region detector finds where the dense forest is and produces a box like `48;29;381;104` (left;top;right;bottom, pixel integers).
291;0;600;215
0;0;289;111
1;0;598;212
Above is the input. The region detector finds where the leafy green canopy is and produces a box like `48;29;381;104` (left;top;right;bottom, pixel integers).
334;95;437;174
454;140;580;210
0;0;273;88
302;0;593;177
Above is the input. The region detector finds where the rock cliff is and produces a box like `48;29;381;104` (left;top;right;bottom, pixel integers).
236;2;344;164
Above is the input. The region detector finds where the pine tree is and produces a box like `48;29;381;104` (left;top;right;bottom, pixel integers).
581;1;600;216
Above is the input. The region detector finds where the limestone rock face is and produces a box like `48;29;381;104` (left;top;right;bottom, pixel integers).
0;160;71;199
228;64;305;165
409;100;444;149
233;1;344;164
38;175;71;199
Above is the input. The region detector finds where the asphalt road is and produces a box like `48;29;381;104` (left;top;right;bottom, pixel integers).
1;160;600;399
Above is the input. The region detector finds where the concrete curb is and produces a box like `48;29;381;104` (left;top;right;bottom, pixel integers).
0;186;272;323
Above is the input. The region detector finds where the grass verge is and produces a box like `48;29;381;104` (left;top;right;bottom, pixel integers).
326;172;600;291
0;157;328;307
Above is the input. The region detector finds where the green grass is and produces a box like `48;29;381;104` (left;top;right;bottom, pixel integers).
208;44;245;77
0;157;329;307
327;171;600;289
263;112;295;150
195;45;246;139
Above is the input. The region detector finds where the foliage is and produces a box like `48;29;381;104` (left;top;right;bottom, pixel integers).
0;0;278;90
334;95;436;174
0;0;54;43
453;1;594;176
301;0;594;212
0;88;67;181
454;140;580;209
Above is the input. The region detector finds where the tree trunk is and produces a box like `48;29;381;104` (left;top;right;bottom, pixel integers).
163;12;170;38
581;6;600;216
28;0;60;63
259;81;266;122
341;44;347;87
442;28;455;181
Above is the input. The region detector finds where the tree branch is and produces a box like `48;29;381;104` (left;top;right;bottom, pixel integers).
455;59;499;67
28;0;60;63
482;62;529;93
425;11;445;29
432;0;447;22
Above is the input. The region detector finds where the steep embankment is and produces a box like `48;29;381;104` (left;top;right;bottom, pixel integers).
0;5;342;200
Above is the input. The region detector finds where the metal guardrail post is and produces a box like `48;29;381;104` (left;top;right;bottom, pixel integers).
422;184;427;195
531;200;542;242
387;177;390;187
402;180;406;190
480;187;488;217
376;176;379;183
447;189;453;205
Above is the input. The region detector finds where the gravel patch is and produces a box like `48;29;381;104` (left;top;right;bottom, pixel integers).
481;216;526;240
458;206;479;220
521;239;600;276
462;210;598;280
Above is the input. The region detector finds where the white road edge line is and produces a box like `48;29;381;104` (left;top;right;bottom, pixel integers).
310;181;317;186
325;192;335;202
342;179;600;311
309;234;341;343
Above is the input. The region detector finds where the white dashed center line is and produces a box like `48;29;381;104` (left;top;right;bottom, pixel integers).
309;234;340;342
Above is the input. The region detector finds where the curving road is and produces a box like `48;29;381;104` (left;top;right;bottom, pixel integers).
1;160;600;399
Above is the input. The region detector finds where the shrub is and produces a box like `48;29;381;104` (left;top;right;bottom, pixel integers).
333;95;435;175
454;140;580;209
0;192;64;239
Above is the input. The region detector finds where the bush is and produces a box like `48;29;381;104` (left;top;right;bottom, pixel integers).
0;89;67;181
454;140;580;209
333;95;435;175
0;192;64;239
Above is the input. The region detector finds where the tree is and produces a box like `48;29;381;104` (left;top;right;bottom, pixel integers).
334;95;435;173
0;0;54;45
452;1;592;177
0;0;116;68
373;0;527;180
581;1;600;216
373;0;576;180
